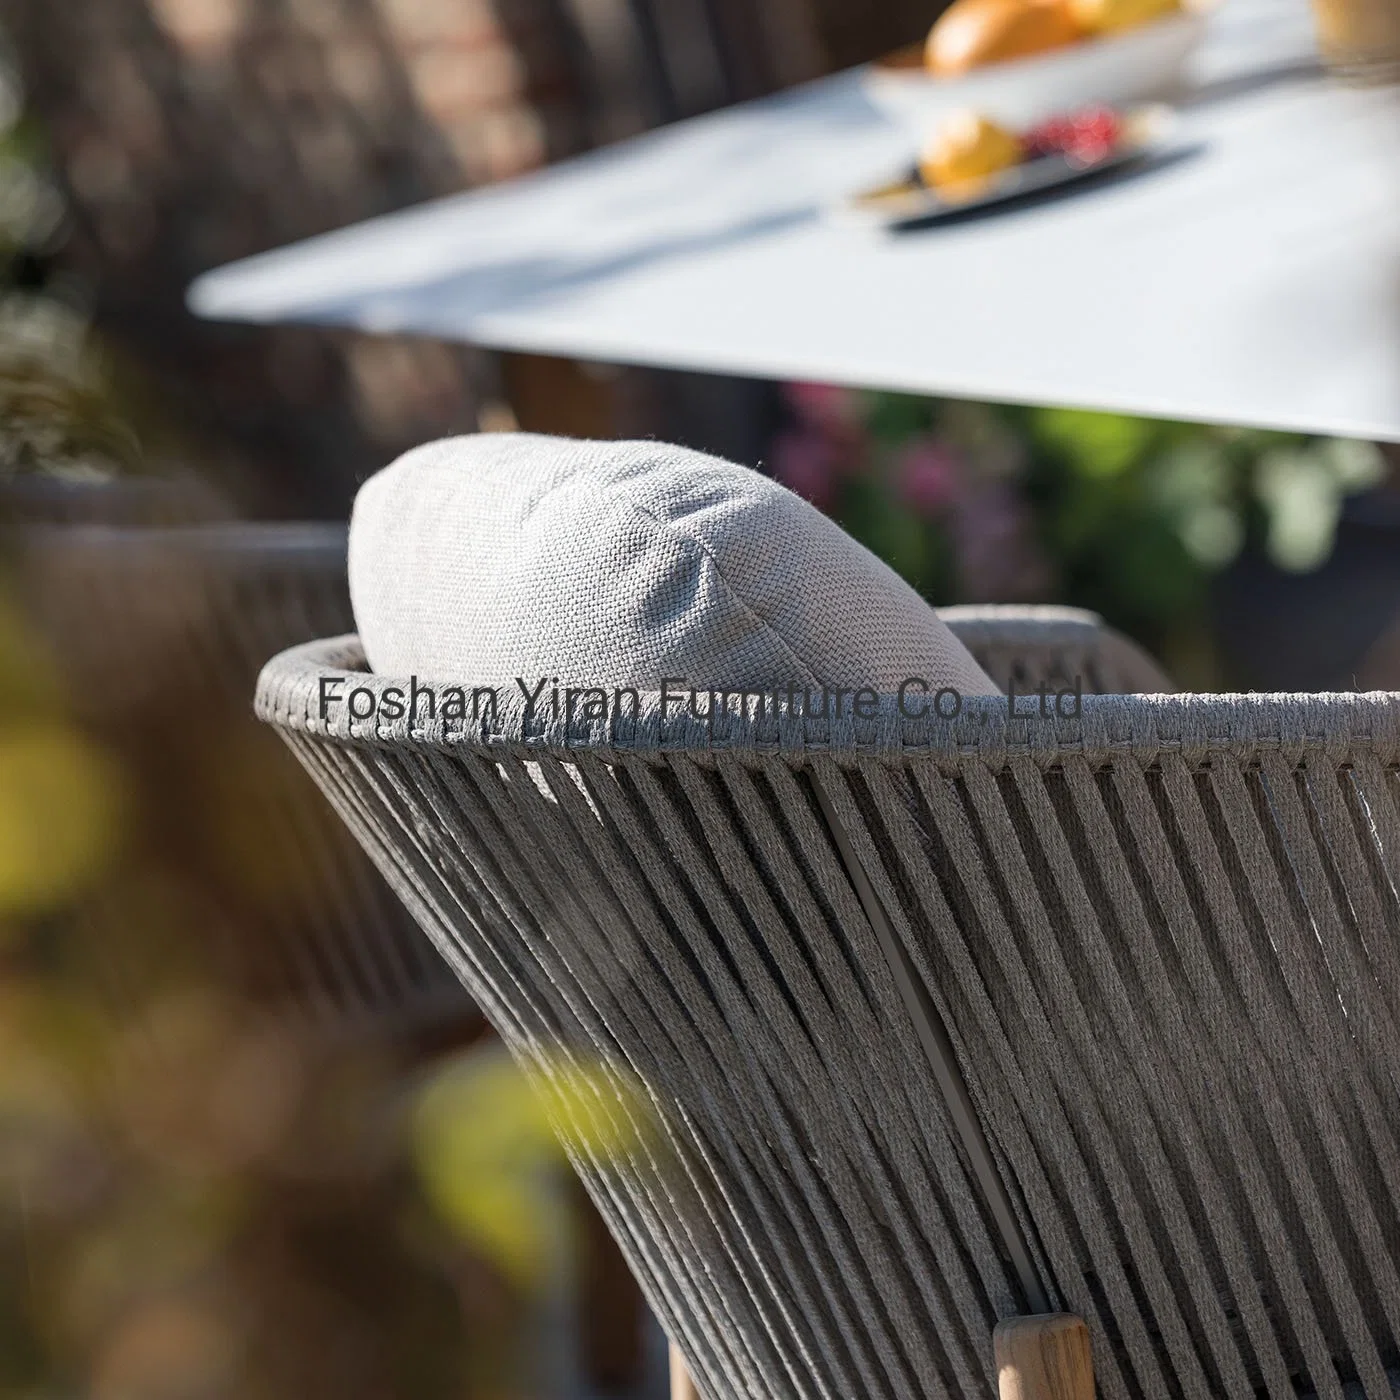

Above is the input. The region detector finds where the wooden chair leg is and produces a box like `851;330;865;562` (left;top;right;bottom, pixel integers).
671;1316;1092;1400
994;1314;1095;1400
670;1342;701;1400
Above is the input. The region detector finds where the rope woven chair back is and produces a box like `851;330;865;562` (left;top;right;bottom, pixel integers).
13;524;474;1042
0;474;232;528
937;605;1176;697
257;630;1400;1400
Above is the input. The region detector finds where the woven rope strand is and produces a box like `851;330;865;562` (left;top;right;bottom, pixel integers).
258;635;1400;1400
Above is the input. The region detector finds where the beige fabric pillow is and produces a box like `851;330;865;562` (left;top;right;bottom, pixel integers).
349;433;998;697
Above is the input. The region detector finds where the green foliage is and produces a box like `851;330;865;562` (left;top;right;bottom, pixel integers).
0;99;140;481
1020;408;1384;637
0;296;142;476
1034;406;1157;481
775;383;1390;676
898;397;1377;646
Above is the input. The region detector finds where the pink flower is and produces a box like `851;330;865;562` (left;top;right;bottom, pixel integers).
783;382;861;435
897;438;964;516
770;429;839;511
952;481;1054;602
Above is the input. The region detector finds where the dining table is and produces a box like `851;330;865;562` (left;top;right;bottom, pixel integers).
189;0;1400;442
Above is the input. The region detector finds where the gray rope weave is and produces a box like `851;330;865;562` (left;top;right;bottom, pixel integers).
936;605;1177;697
12;524;473;1039
256;629;1400;1400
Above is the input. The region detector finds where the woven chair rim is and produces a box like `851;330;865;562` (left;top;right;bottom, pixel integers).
932;603;1110;643
9;520;348;557
256;636;1400;771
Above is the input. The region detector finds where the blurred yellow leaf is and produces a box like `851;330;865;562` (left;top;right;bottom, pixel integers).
0;586;67;719
533;1058;649;1162
412;1049;560;1292
411;1048;649;1292
0;724;122;916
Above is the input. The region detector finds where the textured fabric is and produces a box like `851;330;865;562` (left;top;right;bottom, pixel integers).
349;433;1000;697
259;633;1400;1400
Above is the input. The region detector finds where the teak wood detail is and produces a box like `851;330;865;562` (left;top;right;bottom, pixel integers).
668;1313;1093;1400
995;1314;1095;1400
670;1342;701;1400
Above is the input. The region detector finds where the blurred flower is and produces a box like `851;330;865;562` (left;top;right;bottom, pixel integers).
0;724;122;918
1150;441;1243;569
896;437;964;516
783;381;862;436
940;399;1028;480
0;156;62;251
770;428;840;510
1178;503;1243;569
1324;437;1387;492
1250;437;1386;572
951;481;1054;603
1255;448;1344;573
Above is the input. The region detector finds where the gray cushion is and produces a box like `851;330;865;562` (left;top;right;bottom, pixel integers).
349;433;998;696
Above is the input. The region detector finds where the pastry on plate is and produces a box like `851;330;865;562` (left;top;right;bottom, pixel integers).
926;0;1083;76
920;108;1024;194
1068;0;1181;33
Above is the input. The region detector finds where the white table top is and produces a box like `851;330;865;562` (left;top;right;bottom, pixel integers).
190;0;1400;441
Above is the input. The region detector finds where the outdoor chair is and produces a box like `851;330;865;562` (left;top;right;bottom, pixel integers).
12;520;472;1040
258;631;1400;1400
249;434;1400;1400
13;512;666;1388
934;604;1175;698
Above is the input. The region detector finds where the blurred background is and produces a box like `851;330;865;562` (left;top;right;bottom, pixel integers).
0;1;1397;1397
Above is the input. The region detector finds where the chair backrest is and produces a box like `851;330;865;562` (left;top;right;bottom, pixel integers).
0;473;231;529
255;628;1400;1400
12;523;474;1043
937;605;1176;697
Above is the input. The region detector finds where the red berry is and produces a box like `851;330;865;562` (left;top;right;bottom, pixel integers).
1022;116;1075;159
1021;106;1123;164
